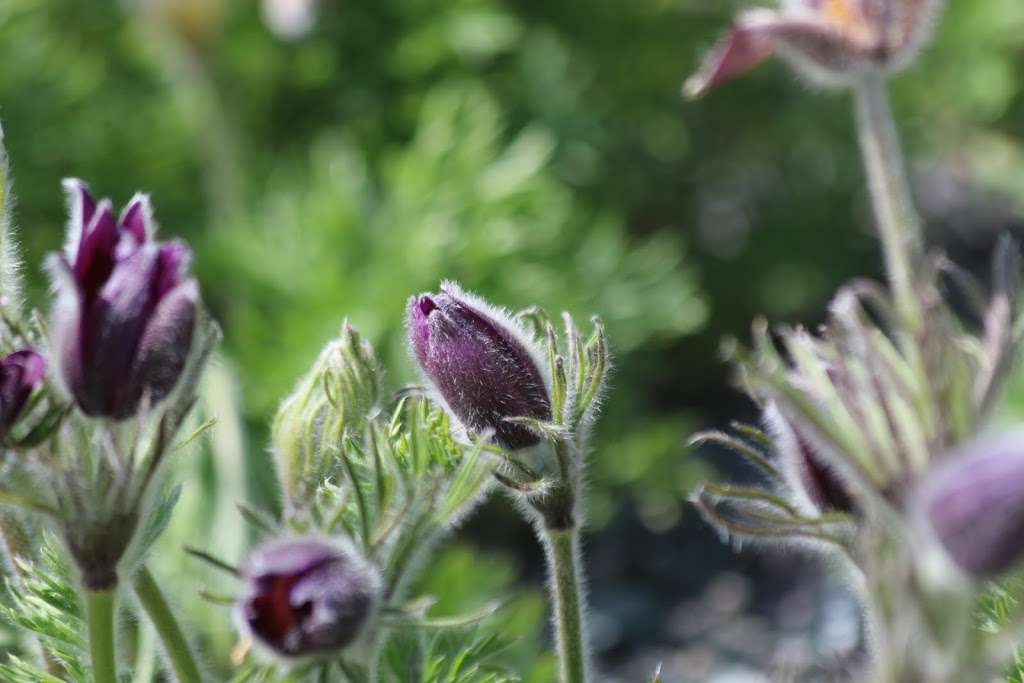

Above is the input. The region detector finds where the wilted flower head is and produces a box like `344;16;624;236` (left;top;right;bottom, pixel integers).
684;0;943;97
49;179;199;419
919;431;1024;578
408;282;551;450
239;537;380;657
0;349;45;437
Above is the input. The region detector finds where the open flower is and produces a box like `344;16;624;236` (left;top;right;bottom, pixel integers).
239;537;380;657
49;180;199;419
407;282;551;450
0;349;45;438
684;0;942;98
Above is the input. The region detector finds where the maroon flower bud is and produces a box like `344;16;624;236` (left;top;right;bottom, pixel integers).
768;405;855;514
49;180;198;419
684;0;943;98
919;432;1024;578
239;538;380;657
0;349;45;436
407;283;551;450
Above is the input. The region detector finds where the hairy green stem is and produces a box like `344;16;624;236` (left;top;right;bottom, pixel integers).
85;588;117;683
134;565;203;683
853;74;924;334
545;528;589;683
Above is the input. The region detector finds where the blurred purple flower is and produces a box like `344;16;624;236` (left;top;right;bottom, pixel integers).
920;431;1024;578
408;282;551;450
49;179;198;419
239;537;378;657
0;349;45;435
684;0;941;98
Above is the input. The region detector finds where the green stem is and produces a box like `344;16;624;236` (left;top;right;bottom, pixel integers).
85;588;117;683
853;74;924;334
544;528;589;683
134;565;203;683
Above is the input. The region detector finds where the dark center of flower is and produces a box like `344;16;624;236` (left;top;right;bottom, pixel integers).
418;295;437;317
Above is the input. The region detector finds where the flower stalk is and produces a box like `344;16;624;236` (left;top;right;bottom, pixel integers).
85;587;118;683
853;74;925;335
134;565;203;683
545;527;589;683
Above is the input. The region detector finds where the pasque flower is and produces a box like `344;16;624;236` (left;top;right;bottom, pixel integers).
408;282;551;450
767;405;855;514
49;179;198;419
239;537;380;657
684;0;943;98
919;431;1024;578
0;349;45;437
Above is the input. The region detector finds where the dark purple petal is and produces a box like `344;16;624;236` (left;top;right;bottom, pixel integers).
131;279;197;406
240;538;378;656
119;194;150;245
77;245;161;417
921;432;1024;578
74;201;121;296
154;241;190;298
408;286;550;450
0;349;46;431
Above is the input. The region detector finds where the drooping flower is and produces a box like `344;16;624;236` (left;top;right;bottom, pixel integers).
49;179;198;419
239;537;380;657
407;282;551;450
684;0;943;98
919;431;1024;578
0;349;45;437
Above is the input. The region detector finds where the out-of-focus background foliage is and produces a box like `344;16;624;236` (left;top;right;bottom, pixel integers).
1;0;1023;680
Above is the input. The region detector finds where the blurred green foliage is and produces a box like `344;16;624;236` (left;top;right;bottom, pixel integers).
1;0;1024;677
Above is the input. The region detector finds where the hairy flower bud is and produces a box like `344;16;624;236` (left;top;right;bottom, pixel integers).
407;282;551;450
49;179;199;419
767;405;855;514
273;322;381;504
684;0;943;98
919;431;1024;578
0;349;45;437
239;537;380;657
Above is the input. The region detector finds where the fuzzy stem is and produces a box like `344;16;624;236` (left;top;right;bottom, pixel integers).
544;527;589;683
85;588;118;683
853;74;924;334
134;565;203;683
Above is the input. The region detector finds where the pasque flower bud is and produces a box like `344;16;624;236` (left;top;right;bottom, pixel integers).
919;431;1024;578
407;282;551;450
273;322;381;505
684;0;943;98
49;179;198;419
767;405;855;514
0;349;45;437
239;537;380;657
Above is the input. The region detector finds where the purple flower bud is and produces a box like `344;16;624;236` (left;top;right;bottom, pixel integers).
0;349;45;436
768;405;855;514
407;283;551;450
919;432;1024;578
49;180;198;419
684;0;942;98
239;538;379;657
